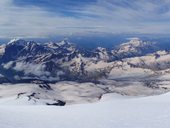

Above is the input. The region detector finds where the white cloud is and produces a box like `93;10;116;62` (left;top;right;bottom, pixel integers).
12;62;64;81
13;62;50;76
0;0;104;38
0;0;170;38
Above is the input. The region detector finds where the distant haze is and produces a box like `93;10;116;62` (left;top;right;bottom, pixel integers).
1;33;170;50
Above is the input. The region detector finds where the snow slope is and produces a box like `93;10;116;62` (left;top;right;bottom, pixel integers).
0;82;105;105
0;93;170;128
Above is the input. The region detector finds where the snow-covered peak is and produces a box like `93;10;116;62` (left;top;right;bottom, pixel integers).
57;39;71;47
8;38;20;43
0;44;6;55
155;50;168;56
8;38;27;46
119;38;143;50
110;38;158;61
113;38;154;54
96;47;107;52
46;42;59;49
127;38;142;47
95;47;110;61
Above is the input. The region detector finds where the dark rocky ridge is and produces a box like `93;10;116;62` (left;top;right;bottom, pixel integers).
0;38;164;83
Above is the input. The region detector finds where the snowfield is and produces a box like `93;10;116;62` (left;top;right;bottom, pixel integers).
1;34;170;128
0;93;170;128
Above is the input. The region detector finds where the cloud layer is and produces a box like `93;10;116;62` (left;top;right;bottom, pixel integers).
0;0;170;38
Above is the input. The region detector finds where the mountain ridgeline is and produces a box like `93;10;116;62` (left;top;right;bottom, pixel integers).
0;38;169;83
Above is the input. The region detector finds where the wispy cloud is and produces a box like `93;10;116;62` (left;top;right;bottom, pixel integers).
0;0;170;38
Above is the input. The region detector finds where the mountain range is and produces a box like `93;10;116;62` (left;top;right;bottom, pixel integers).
0;37;170;105
0;37;169;84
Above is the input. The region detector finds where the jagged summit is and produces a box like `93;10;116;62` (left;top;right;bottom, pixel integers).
111;38;157;60
0;44;5;55
0;38;168;83
119;37;153;51
8;38;27;46
94;47;110;61
58;39;71;46
123;37;142;47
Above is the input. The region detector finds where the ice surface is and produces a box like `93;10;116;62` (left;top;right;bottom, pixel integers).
0;92;170;128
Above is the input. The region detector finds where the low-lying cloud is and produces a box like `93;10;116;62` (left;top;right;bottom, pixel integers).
2;61;64;81
13;62;50;76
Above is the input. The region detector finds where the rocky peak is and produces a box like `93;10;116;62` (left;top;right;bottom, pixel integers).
111;38;158;60
8;38;27;46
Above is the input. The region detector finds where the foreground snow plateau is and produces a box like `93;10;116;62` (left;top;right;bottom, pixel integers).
0;92;170;128
0;81;169;105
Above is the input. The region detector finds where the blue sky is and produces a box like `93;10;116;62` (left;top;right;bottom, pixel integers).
1;0;170;38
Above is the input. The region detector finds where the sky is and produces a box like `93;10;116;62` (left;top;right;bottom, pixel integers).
1;0;170;38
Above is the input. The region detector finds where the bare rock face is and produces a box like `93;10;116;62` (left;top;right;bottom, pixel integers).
0;38;164;83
